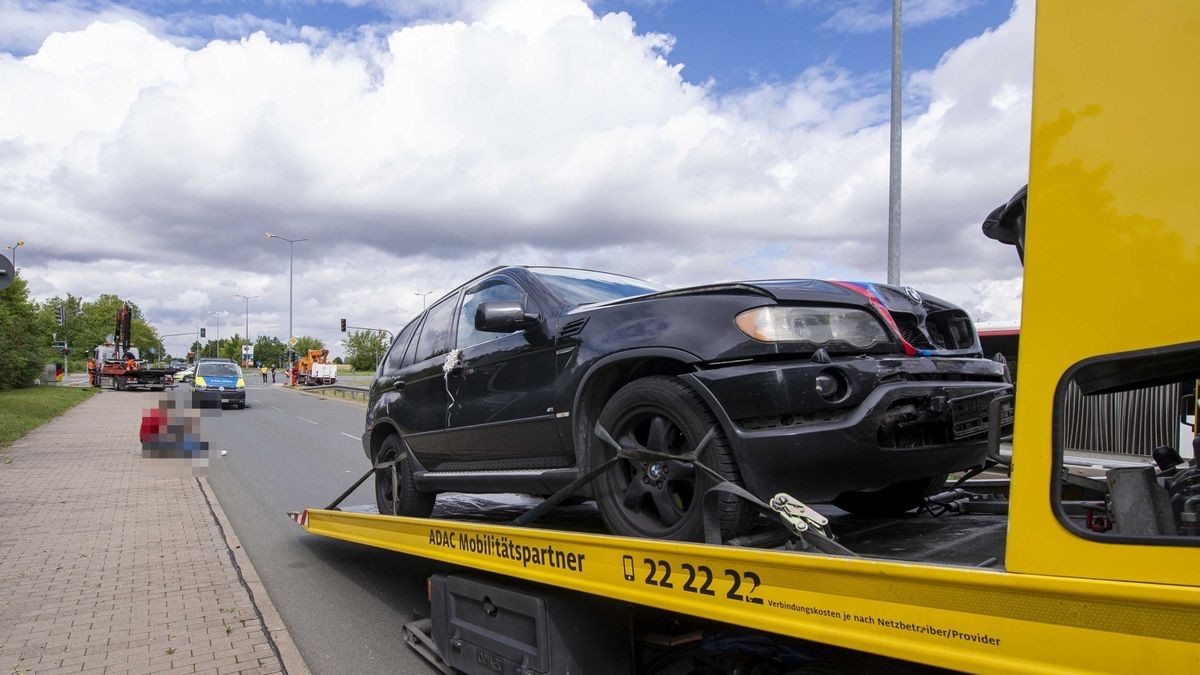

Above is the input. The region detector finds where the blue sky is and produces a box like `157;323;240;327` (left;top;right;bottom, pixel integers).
597;0;1015;92
9;0;1015;92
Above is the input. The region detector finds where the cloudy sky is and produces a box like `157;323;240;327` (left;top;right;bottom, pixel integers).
0;0;1032;357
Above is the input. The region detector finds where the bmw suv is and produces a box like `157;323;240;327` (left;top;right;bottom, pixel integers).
364;266;1010;542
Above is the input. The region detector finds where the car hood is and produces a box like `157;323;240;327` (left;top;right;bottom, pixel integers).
581;279;961;314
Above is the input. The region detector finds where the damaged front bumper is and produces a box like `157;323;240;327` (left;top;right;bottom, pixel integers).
683;357;1011;502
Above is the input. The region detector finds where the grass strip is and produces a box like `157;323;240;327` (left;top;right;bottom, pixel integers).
0;386;97;448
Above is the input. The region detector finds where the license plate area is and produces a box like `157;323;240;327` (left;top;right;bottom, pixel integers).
949;388;1014;439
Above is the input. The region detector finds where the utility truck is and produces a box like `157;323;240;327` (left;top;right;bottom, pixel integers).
91;304;172;391
296;348;337;386
287;5;1200;673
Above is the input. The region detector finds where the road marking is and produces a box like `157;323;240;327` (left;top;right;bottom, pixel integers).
252;399;261;403
298;416;319;425
340;432;358;441
270;406;284;412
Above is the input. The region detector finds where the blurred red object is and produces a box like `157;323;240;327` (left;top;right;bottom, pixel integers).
139;407;165;445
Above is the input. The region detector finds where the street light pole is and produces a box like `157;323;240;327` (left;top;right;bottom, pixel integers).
887;0;903;285
5;240;24;272
415;290;433;310
265;233;308;354
233;294;260;351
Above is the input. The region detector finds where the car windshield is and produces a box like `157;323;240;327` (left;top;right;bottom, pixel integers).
197;363;241;378
532;268;666;307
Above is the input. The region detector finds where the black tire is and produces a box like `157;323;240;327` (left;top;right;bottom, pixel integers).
374;435;435;518
831;474;948;517
591;376;754;542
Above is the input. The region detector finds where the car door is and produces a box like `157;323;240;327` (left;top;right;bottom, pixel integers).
368;315;420;449
444;274;564;462
391;293;459;463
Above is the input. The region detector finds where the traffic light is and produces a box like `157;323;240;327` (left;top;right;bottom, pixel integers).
200;328;206;338
55;306;64;326
340;318;347;332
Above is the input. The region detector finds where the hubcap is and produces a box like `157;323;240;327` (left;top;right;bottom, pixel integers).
609;409;698;532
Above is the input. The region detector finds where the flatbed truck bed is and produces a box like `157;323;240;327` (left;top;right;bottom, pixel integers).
289;466;1196;674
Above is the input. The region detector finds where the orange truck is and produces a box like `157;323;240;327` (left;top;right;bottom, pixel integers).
296;349;337;386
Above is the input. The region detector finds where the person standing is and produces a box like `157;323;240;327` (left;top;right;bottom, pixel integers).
260;364;268;383
270;365;277;383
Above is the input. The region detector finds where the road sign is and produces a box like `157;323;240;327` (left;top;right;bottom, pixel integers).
288;337;298;347
242;344;254;357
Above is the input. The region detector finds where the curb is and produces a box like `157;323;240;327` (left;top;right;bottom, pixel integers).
198;477;312;675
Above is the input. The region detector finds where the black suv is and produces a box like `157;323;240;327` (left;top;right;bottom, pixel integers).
364;266;1010;541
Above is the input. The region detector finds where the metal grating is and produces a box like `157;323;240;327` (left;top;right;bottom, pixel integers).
1062;381;1182;456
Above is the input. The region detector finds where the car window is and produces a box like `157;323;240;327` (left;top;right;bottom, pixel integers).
413;294;458;363
456;277;528;350
381;318;421;375
197;363;241;378
531;267;665;307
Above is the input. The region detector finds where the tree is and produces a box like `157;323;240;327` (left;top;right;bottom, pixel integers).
292;336;325;354
332;356;344;365
220;333;248;362
198;340;221;358
36;294;161;366
342;330;390;371
188;341;202;361
253;335;286;367
0;277;45;389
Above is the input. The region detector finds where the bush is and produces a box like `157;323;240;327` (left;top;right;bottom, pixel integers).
0;277;45;389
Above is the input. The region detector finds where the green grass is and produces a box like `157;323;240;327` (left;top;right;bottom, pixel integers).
0;386;97;448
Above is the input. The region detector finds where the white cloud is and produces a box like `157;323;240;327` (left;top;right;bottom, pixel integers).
1;0;1032;355
816;0;979;33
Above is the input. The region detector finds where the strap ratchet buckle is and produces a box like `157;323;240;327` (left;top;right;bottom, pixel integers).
769;493;829;535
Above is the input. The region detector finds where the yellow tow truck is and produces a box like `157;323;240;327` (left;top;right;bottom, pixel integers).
288;4;1200;672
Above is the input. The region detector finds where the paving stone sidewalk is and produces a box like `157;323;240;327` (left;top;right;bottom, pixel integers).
0;391;291;675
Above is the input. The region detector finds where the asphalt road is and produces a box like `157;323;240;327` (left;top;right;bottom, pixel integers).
203;381;449;675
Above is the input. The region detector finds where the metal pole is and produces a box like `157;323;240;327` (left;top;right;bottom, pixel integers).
6;241;23;273
289;242;294;343
887;0;903;286
63;303;68;384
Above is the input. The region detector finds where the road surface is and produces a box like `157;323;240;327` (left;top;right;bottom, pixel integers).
203;381;448;675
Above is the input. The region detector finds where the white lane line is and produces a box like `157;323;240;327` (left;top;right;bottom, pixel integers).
298;416;320;425
270;406;284;412
252;399;261;403
340;432;358;441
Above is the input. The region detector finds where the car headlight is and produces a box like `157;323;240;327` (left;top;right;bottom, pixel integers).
194;376;207;390
735;306;888;348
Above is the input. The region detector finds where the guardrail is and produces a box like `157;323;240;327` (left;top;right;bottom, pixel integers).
304;383;370;403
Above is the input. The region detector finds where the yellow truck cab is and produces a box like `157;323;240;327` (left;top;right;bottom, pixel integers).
290;4;1200;672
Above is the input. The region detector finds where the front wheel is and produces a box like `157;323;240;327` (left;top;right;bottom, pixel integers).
831;474;948;517
591;376;754;542
374;435;435;518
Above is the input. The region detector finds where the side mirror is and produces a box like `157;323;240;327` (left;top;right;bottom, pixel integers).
476;302;540;333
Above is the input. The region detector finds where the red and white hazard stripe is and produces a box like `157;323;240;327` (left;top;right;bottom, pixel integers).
289;510;309;528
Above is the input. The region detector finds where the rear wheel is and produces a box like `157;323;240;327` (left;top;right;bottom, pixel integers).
591;376;754;542
374;435;435;518
831;474;948;517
